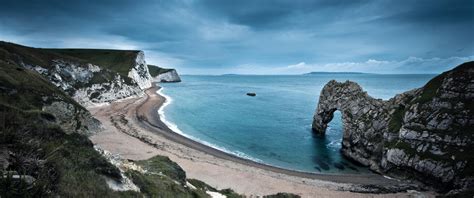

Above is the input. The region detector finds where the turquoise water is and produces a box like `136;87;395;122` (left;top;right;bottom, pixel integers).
159;74;435;174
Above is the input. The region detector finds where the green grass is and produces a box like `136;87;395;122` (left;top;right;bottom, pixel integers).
134;156;187;184
0;105;140;197
187;179;217;191
127;157;245;198
388;105;406;133
263;192;301;198
414;61;473;105
187;179;244;198
0;41;139;87
48;49;139;77
147;64;173;77
0;41;250;197
414;74;444;104
0;41;80;69
125;156;211;198
0;59;83;111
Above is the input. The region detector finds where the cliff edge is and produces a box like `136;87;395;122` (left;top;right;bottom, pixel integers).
0;41;153;106
147;64;181;82
312;62;473;193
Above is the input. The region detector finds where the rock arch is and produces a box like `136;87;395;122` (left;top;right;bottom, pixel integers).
310;62;474;193
312;80;390;170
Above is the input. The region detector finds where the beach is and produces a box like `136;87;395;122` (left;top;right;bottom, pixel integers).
89;84;433;197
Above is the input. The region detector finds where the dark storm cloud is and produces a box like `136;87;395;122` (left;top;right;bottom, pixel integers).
0;0;472;74
194;0;372;29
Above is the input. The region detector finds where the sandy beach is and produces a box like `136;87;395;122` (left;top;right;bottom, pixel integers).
89;85;434;197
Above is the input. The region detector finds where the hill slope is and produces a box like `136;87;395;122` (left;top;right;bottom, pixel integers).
0;41;152;106
0;42;243;197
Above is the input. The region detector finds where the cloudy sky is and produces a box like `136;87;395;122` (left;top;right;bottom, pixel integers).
0;0;472;74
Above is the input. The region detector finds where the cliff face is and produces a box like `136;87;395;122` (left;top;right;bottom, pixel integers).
127;51;153;89
0;42;153;106
147;65;181;82
153;69;181;82
0;58;101;136
312;62;473;193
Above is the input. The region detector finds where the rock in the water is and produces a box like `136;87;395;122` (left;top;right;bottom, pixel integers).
333;162;345;170
311;62;474;193
246;93;256;96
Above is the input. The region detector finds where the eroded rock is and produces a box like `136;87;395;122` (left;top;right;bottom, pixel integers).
312;62;474;193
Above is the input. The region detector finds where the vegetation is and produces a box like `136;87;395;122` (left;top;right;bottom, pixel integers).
187;179;244;198
135;156;187;184
0;41;138;87
0;52;200;197
414;74;444;104
125;156;209;197
0;41;304;197
388;105;406;133
0;105;137;197
0;57;242;197
263;192;301;198
147;64;173;77
48;49;139;77
0;56;135;196
0;59;82;111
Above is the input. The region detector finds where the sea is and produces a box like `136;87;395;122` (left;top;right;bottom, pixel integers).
158;74;436;174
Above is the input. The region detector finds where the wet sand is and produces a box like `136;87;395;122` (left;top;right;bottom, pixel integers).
90;85;433;197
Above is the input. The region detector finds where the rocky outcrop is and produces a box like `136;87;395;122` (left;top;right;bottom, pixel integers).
148;65;181;82
312;62;473;193
42;101;101;135
0;42;153;107
26;54;152;106
127;51;153;89
153;69;181;82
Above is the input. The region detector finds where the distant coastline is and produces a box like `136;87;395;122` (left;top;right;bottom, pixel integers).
304;71;369;75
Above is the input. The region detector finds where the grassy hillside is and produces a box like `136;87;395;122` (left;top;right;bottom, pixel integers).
0;57;82;111
0;41;139;81
48;49;140;77
147;64;174;77
0;42;238;197
0;59;128;196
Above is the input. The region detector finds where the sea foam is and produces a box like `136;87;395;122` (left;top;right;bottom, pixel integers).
156;87;263;163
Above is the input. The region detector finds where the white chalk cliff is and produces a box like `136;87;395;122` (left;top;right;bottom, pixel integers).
128;51;153;89
12;47;154;106
152;69;181;82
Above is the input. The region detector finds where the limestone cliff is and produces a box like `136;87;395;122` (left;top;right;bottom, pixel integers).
312;62;473;193
147;64;181;82
0;58;101;136
0;42;153;106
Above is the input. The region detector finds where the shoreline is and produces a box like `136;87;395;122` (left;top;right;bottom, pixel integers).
137;84;401;184
89;84;432;197
156;87;265;164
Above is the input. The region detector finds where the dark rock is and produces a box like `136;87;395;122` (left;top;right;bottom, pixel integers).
316;160;330;170
348;166;359;171
333;162;345;170
311;62;474;193
246;92;256;96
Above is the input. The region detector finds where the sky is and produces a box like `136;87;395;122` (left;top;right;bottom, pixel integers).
0;0;473;74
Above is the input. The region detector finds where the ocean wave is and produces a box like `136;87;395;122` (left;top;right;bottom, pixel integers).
156;87;263;163
327;138;342;150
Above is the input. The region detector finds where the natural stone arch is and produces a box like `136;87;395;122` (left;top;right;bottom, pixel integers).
312;80;390;170
310;63;474;192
